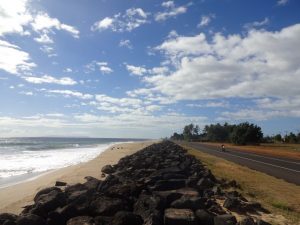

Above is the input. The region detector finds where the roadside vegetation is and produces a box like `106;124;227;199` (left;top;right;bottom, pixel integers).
183;144;300;225
170;122;300;146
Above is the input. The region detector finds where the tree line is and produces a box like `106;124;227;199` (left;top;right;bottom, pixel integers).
170;122;300;145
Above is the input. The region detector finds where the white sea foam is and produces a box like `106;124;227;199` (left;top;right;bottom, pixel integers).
0;143;115;179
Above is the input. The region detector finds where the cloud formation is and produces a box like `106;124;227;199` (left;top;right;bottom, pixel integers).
91;8;149;32
22;75;77;85
155;1;188;21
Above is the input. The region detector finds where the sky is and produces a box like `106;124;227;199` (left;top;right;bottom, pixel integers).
0;0;300;138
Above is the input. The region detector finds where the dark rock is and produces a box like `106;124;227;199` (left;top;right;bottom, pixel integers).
170;196;205;210
90;197;128;216
55;181;67;186
238;216;256;225
110;211;143;225
93;216;111;225
195;209;213;225
101;165;115;174
223;197;241;210
33;187;61;202
83;177;101;191
257;219;272;225
3;221;16;225
214;214;237;225
164;208;196;225
151;179;186;191
15;214;46;225
34;189;66;213
65;183;86;195
0;213;18;224
66;216;95;225
196;178;214;191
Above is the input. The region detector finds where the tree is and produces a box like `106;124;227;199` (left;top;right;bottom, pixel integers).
273;134;282;142
183;123;199;141
170;132;183;140
230;122;263;145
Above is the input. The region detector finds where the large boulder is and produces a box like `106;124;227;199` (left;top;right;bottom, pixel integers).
0;213;18;224
33;187;61;202
90;197;128;216
34;189;66;213
101;165;115;174
66;216;95;225
15;214;46;225
110;211;143;225
170;196;205;210
164;208;197;225
214;214;237;225
195;209;213;225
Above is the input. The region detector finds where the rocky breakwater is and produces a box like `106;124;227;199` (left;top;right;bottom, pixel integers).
0;141;271;225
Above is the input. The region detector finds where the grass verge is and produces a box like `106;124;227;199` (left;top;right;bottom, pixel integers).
181;144;300;225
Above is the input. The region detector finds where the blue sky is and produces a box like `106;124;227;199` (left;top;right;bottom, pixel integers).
0;0;300;138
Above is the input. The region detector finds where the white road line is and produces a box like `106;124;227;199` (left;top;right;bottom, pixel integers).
226;149;300;165
221;151;300;173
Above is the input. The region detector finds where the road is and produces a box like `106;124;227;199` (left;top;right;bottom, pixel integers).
180;142;300;186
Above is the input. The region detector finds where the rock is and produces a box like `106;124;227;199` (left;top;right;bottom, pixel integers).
83;177;101;191
134;194;163;225
55;181;67;186
0;213;18;224
223;197;241;210
195;209;213;225
164;208;196;225
90;197;128;216
170;196;205;210
33;187;61;202
110;211;143;225
66;216;95;225
3;220;16;225
34;189;66;213
15;214;46;225
196;178;214;191
238;216;256;225
151;179;186;191
101;165;115;174
214;214;237;225
93;216;111;225
257;219;272;225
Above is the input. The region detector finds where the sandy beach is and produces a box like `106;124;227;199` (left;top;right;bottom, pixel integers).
0;141;155;214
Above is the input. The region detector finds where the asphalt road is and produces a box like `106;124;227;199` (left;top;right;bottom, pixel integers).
180;142;300;186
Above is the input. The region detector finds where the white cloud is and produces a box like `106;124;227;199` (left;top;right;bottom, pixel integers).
146;24;300;103
198;14;215;27
91;17;114;31
34;33;53;43
162;1;175;8
85;61;113;74
22;75;77;85
0;0;32;36
126;64;147;76
64;68;72;73
47;89;93;100
119;39;132;49
0;40;36;74
277;0;288;6
100;66;113;74
244;17;269;30
19;91;33;96
187;101;229;108
31;12;79;38
155;2;187;21
91;8;149;32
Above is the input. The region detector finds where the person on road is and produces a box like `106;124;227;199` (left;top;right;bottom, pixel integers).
221;144;225;152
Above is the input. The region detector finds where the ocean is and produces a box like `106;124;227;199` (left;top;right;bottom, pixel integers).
0;137;142;188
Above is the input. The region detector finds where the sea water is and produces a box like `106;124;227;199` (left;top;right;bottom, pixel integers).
0;137;141;188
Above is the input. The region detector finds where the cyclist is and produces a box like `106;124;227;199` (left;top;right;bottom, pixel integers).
221;144;225;152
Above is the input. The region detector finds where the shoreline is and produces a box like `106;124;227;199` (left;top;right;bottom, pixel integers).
0;140;155;214
0;141;137;189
